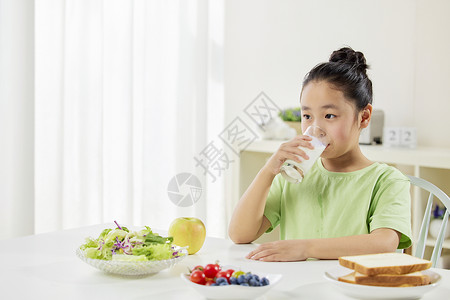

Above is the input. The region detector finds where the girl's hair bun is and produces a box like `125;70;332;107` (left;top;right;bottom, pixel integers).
329;47;368;75
302;46;373;110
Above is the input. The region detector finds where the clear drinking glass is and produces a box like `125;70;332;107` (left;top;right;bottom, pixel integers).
280;125;329;183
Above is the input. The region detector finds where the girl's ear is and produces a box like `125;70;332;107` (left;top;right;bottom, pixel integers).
360;104;372;129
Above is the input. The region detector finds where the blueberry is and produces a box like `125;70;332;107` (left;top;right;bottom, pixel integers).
229;277;238;285
244;273;253;281
252;274;260;282
216;277;227;285
237;274;246;284
261;277;270;286
249;279;257;286
219;281;229;286
240;283;249;286
211;283;218;286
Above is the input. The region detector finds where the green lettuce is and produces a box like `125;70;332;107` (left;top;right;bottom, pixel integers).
112;254;147;261
132;244;174;261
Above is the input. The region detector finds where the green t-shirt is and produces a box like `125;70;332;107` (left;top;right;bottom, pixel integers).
264;159;412;249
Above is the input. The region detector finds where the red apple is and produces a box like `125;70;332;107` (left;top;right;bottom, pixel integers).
168;217;206;255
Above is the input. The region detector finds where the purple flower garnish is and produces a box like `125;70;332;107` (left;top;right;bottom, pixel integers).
114;220;122;230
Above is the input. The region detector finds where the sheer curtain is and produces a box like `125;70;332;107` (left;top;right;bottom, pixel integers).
0;0;35;240
35;0;226;237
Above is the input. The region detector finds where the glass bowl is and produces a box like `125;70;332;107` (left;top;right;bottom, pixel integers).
76;247;188;276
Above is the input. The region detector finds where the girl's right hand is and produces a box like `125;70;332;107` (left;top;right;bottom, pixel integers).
263;135;314;175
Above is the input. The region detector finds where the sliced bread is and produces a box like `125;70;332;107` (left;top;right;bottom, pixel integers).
338;253;432;276
338;271;431;287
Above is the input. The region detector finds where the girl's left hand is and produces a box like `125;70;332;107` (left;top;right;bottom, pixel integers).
246;240;309;262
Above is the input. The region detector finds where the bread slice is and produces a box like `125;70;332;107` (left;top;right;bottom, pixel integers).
338;271;357;284
338;271;431;287
339;253;432;276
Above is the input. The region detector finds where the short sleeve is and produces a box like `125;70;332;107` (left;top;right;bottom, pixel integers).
263;174;284;233
368;171;412;249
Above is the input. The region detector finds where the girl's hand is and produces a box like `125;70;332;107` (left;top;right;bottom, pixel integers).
246;240;309;262
263;135;313;175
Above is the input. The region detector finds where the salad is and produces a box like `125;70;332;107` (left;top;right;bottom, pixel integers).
79;221;185;262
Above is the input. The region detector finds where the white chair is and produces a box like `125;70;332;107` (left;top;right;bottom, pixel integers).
408;175;450;267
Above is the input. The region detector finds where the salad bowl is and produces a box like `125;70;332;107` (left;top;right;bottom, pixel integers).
76;222;188;276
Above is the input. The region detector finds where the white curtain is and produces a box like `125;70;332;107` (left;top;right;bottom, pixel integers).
35;0;226;237
0;0;35;240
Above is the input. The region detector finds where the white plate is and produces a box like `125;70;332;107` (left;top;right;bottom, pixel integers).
180;272;282;299
76;247;187;276
324;265;441;300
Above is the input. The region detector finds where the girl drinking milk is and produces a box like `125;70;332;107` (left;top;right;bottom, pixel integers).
228;47;412;261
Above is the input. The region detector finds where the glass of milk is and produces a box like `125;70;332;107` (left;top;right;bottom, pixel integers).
280;125;329;183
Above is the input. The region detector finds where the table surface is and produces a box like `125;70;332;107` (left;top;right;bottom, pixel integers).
1;223;449;300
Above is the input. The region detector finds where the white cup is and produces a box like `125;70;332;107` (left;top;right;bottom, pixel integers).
280;125;329;183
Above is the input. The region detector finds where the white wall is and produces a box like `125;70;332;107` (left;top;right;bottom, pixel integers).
224;0;450;148
414;0;450;147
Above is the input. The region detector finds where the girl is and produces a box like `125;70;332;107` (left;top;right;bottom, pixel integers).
228;47;412;261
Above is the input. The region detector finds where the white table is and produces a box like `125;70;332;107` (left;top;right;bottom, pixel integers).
1;224;449;299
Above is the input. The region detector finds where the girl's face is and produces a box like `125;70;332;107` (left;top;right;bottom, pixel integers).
300;80;366;159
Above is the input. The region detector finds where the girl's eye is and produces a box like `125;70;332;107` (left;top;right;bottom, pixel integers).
303;114;311;120
325;114;336;119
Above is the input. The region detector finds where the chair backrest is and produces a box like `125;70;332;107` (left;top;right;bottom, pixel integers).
408;175;450;267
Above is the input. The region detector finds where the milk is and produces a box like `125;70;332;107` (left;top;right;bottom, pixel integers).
280;136;326;183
